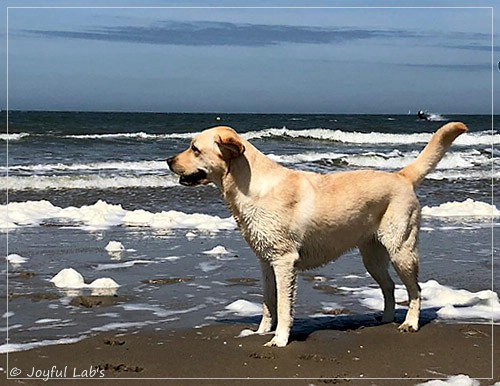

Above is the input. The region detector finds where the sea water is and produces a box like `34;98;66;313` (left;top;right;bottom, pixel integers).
1;111;498;353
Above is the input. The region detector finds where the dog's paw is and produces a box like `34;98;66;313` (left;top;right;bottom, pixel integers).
263;335;288;347
398;322;419;333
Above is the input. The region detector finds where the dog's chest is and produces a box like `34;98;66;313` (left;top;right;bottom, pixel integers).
229;200;293;259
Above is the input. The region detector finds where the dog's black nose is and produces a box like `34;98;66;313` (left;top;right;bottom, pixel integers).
166;157;175;169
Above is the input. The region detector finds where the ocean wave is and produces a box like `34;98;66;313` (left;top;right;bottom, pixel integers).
2;160;168;173
242;127;498;146
28;127;499;146
346;151;491;170
3;148;495;191
0;200;236;231
269;150;491;170
2;174;178;190
427;170;500;180
5;149;491;174
63;132;195;140
0;133;30;141
267;152;347;164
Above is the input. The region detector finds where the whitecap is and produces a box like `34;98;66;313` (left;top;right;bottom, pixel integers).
242;127;499;146
2;174;178;191
0;132;29;141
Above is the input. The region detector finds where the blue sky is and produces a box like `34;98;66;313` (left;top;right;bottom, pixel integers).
1;0;499;114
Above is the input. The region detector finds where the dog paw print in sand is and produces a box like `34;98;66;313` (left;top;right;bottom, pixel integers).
103;339;126;346
96;363;143;374
226;277;259;286
142;277;193;285
298;353;339;363
248;351;276;360
459;325;489;338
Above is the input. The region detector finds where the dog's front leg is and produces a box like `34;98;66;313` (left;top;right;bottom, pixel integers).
256;260;277;334
264;256;298;347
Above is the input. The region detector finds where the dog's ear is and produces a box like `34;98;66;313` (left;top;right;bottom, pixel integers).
216;131;245;160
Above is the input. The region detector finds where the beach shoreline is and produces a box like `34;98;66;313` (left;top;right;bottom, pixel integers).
3;321;498;385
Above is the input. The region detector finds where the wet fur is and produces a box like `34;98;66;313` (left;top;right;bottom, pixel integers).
168;122;468;347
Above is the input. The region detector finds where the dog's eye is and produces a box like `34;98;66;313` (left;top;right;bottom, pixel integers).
190;144;201;154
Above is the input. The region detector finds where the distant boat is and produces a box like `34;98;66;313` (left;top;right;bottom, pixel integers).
417;110;429;120
416;110;448;122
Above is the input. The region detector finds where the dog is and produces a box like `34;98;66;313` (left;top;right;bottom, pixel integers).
167;122;467;347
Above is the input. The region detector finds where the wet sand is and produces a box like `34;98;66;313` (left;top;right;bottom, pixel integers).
3;322;498;385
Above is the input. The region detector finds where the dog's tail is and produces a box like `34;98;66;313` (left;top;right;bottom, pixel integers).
398;122;468;188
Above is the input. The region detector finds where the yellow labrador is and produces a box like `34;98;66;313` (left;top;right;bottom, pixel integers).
167;122;467;347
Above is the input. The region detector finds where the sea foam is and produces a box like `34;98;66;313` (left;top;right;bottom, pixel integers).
422;199;500;218
225;299;262;317
1;198;495;232
416;374;480;386
0;336;87;354
50;268;119;290
340;280;500;322
0;200;236;231
6;254;28;265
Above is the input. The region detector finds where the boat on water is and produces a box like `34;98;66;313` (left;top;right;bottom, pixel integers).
417;110;429;120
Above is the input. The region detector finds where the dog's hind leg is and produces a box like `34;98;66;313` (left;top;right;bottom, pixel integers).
263;255;298;347
256;260;277;334
358;239;395;323
379;205;421;332
391;246;421;332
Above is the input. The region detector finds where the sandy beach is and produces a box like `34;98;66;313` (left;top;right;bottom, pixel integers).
3;321;498;385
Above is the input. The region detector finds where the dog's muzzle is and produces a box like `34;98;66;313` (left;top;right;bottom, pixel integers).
178;169;208;186
166;157;208;186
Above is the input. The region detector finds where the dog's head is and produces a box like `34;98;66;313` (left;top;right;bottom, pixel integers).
167;126;246;186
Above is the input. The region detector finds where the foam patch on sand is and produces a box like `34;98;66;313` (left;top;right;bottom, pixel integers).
105;241;125;252
225;299;262;317
3;198;496;232
203;245;229;255
0;335;87;354
50;268;119;290
0;200;236;231
340;280;500;321
416;374;480;386
94;260;153;271
422;199;500;219
6;254;28;265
